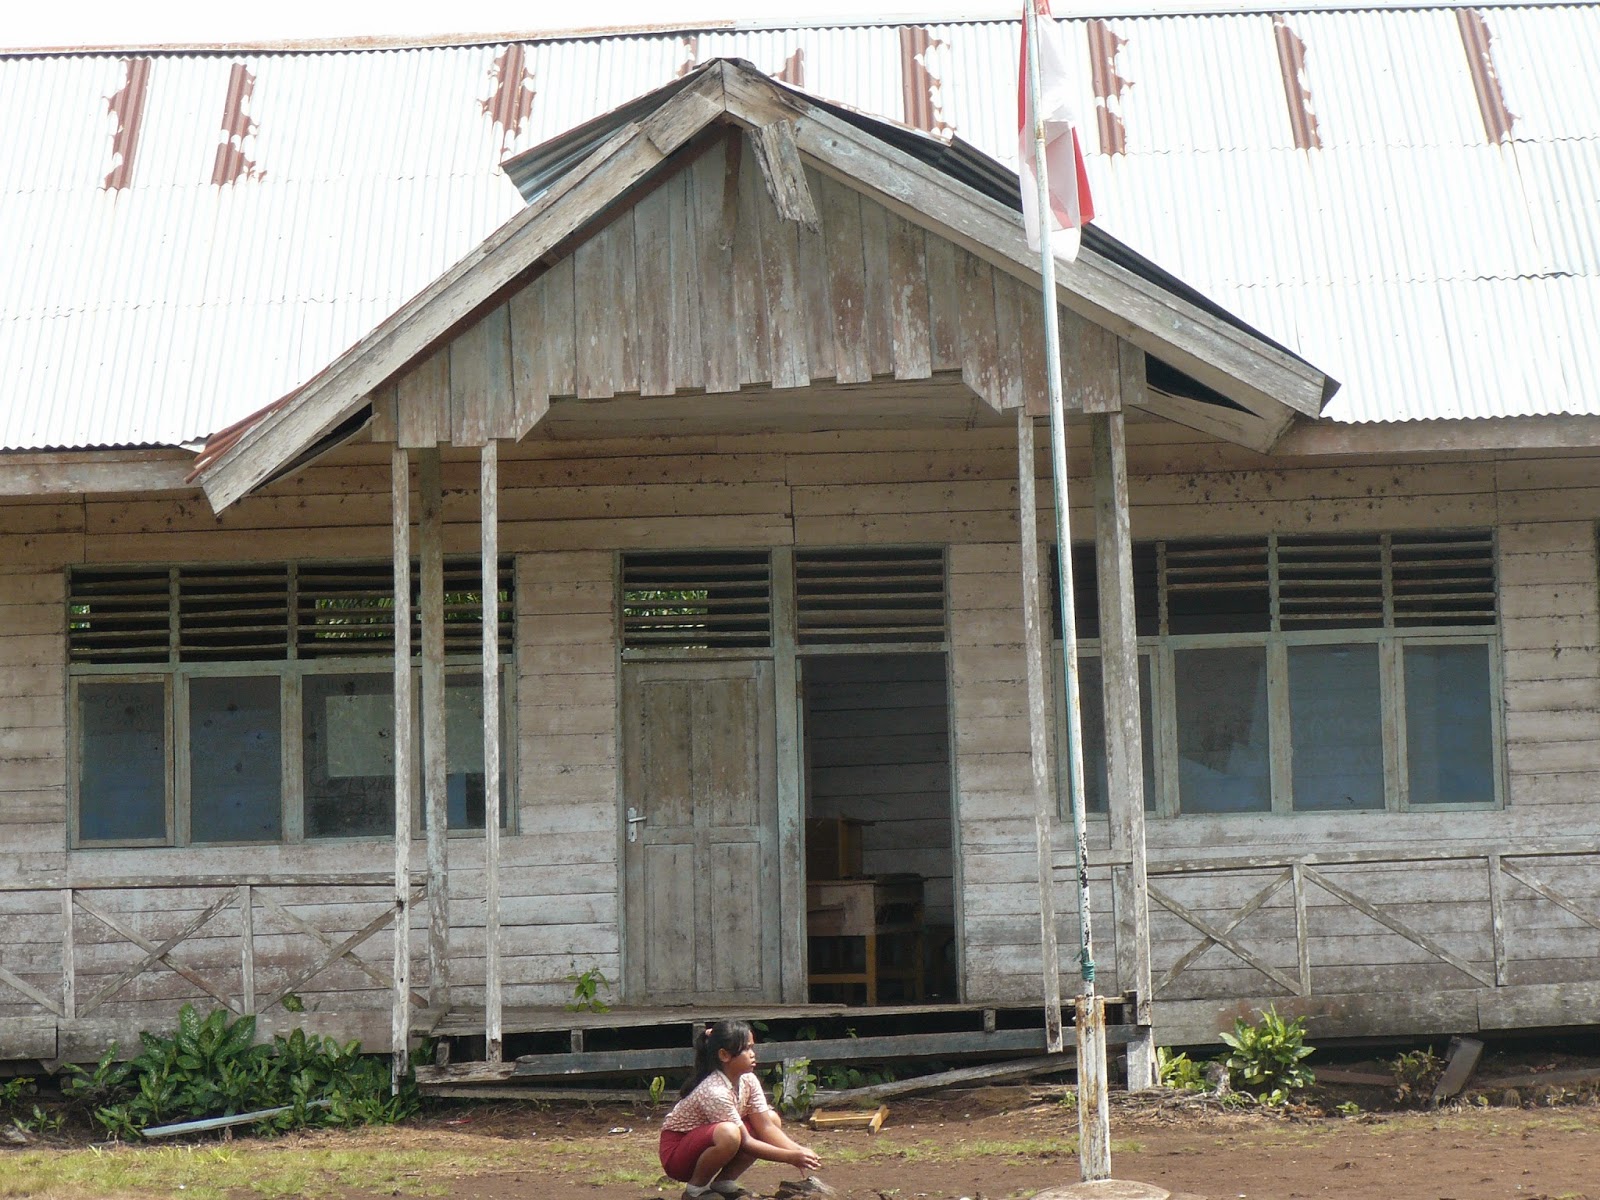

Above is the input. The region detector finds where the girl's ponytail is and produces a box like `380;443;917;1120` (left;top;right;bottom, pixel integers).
679;1018;754;1098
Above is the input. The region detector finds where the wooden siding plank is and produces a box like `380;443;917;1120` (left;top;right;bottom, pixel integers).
633;183;675;397
858;196;894;378
924;233;961;374
732;134;773;388
507;273;552;437
957;250;1000;409
396;349;448;449
818;174;870;385
449;303;511;447
756;169;810;390
667;169;706;392
692;139;742;394
887;212;932;380
797;169;837;382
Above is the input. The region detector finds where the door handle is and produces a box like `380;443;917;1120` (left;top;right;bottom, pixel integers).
626;807;646;843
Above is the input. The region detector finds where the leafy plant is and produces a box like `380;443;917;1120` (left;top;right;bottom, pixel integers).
1335;1100;1362;1117
818;1063;895;1091
565;966;612;1013
1218;1007;1315;1105
1389;1047;1442;1106
772;1059;817;1117
1156;1047;1207;1092
648;1076;667;1106
60;1004;417;1140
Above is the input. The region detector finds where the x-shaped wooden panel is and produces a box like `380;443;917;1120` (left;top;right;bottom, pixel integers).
1150;868;1303;997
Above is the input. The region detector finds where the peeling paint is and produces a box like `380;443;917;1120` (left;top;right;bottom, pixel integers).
103;57;152;191
898;26;954;139
1086;20;1128;157
1272;15;1322;151
211;63;264;186
773;48;805;88
481;43;537;153
676;35;699;78
1457;8;1516;144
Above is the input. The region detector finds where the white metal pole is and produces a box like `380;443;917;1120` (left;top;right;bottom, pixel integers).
1021;0;1111;1180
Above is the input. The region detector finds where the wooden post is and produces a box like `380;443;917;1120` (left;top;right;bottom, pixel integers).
1075;994;1112;1179
481;441;503;1062
60;888;75;1021
391;445;414;1090
1091;389;1155;1090
419;448;450;1013
239;884;255;1015
770;548;807;1003
1016;410;1065;1053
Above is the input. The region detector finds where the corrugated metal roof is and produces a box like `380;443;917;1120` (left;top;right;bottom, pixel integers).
2;4;1597;449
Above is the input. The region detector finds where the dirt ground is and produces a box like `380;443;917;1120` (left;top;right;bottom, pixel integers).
356;1081;1600;1200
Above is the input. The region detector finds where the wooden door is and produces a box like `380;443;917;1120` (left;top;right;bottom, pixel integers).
622;660;779;1004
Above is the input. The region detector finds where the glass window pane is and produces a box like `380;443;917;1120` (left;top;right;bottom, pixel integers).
1175;646;1271;813
1405;643;1496;806
437;675;509;831
303;673;395;838
1288;644;1384;811
190;676;282;843
79;681;166;841
1062;656;1156;815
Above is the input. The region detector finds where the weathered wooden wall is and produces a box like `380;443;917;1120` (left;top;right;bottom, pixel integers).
5;421;1600;1054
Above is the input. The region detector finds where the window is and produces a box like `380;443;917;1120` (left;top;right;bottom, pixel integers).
69;559;513;847
1054;532;1501;816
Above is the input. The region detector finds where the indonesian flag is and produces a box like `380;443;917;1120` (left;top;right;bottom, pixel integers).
1018;0;1095;262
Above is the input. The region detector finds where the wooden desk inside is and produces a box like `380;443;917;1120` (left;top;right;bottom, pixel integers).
806;875;925;1005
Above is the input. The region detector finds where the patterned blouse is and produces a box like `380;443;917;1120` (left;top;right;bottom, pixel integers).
661;1070;772;1132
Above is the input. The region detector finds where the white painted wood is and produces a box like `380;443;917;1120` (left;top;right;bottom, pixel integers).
1014;413;1064;1052
418;449;450;1011
481;441;503;1062
1075;994;1112;1181
770;549;806;1003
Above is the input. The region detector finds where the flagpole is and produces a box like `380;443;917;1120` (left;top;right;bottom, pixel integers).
1022;0;1111;1181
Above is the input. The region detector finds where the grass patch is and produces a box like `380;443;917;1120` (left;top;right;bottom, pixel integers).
0;1139;525;1200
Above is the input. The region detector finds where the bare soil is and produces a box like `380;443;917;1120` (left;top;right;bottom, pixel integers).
344;1080;1600;1200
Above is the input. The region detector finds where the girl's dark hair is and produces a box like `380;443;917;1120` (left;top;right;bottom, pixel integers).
680;1019;754;1098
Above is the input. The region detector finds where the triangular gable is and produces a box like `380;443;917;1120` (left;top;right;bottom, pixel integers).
197;59;1333;510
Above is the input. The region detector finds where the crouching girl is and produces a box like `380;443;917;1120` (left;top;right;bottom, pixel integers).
659;1019;823;1199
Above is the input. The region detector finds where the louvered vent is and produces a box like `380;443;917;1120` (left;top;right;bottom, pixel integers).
177;565;290;661
1390;532;1496;626
69;568;172;664
621;551;772;649
297;559;513;658
796;547;946;646
297;563;395;657
442;557;515;656
1053;545;1159;639
1277;535;1385;629
1163;538;1271;634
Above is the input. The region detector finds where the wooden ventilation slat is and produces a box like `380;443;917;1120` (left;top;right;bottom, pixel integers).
795;547;945;646
296;564;396;658
622;551;772;649
69;568;172;664
1390;532;1496;627
177;565;290;661
1277;534;1384;629
442;557;515;657
1163;538;1270;633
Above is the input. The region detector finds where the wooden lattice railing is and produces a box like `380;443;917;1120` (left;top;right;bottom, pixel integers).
0;874;426;1022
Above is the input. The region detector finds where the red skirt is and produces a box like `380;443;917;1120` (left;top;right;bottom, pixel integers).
659;1117;757;1181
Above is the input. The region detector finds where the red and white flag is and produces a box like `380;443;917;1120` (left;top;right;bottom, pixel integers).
1018;0;1095;262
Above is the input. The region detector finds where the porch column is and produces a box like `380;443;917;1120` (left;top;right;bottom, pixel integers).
1015;409;1065;1052
390;446;414;1088
418;448;450;1012
1092;346;1155;1089
481;441;504;1061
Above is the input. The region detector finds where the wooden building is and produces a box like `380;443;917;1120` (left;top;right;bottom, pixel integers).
3;56;1599;1080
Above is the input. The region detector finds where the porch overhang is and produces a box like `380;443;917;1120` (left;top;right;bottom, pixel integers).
192;58;1336;512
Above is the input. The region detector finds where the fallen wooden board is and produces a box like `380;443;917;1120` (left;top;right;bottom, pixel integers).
813;1052;1076;1105
1431;1036;1484;1106
1311;1067;1395;1087
809;1105;889;1133
419;1085;653;1103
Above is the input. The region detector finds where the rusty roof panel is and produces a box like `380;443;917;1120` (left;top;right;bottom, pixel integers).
3;6;1599;450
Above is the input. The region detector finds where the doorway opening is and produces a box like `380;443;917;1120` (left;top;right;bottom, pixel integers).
801;652;956;1005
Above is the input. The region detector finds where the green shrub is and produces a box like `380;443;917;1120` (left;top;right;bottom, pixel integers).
60;1004;416;1140
771;1059;817;1117
1218;1006;1315;1105
1156;1047;1207;1091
